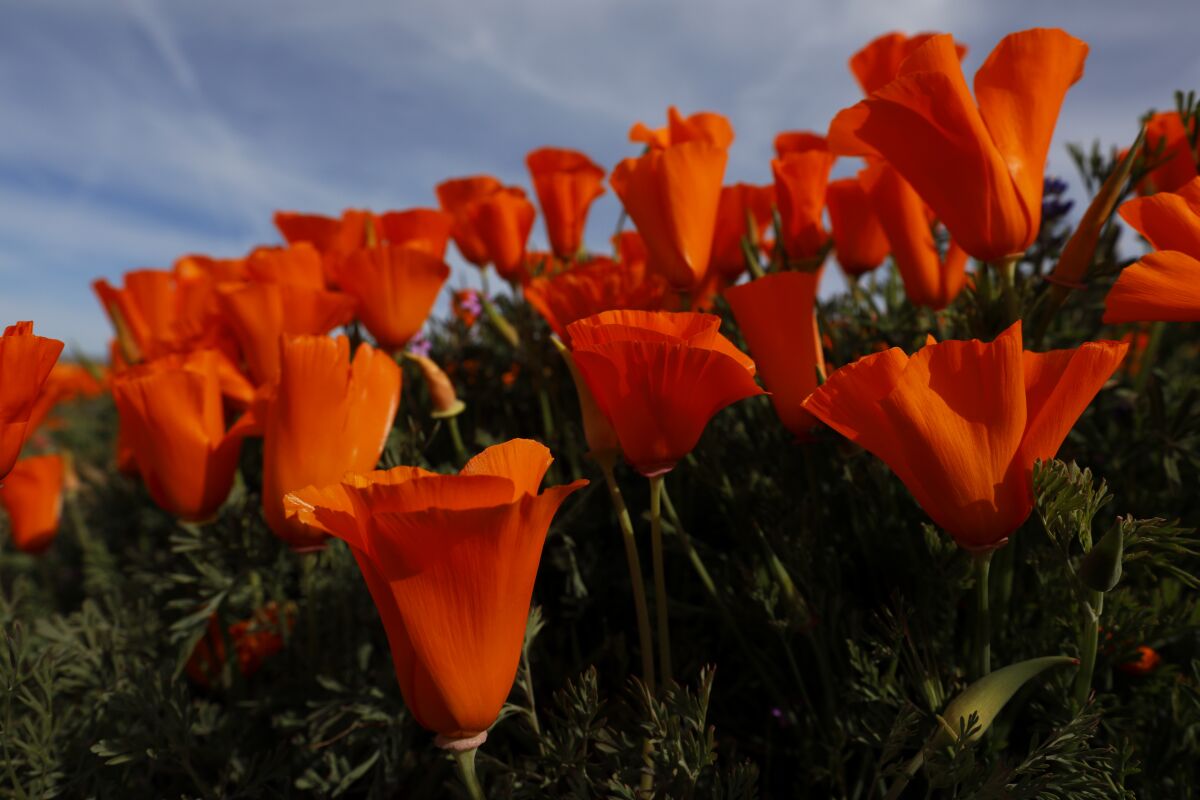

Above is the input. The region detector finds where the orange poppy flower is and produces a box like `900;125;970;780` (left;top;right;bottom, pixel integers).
802;322;1126;551
710;183;776;282
186;602;296;687
337;245;450;352
0;322;64;482
377;208;455;259
283;439;586;744
0;454;64;554
567;310;762;476
860;161;969;309
437;176;505;266
218;281;357;386
94;269;198;361
474;187;537;283
273;209;372;285
774;131;830;158
772;135;835;263
525;256;670;344
175;253;249;284
611;133;728;289
629;106;735;150
829;29;1088;262
1116;645;1162;677
725;272;824;438
526;147;606;259
849;31;966;95
110;350;247;522
245;243;327;289
1134;111;1198;196
827;175;890;277
1104;176;1200;323
25;363;105;435
259;335;400;551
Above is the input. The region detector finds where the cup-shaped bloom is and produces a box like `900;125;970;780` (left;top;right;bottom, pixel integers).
725;272;824;438
377;209;455;259
611;140;727;290
218;282;357;386
94;269;207;361
437;176;505;266
629;106;735;149
0;455;64;553
261;335;400;551
849;31;966;95
772;136;835;263
474;188;537;282
861;161;969;309
567;311;762;476
338;245;450;351
1104;176;1200;323
245;243;327;289
1134;112;1198;196
283;439;587;741
802;322;1127;550
526;148;606;259
111;350;246;521
525;257;669;344
710;183;775;282
0;323;64;481
829;29;1088;262
274;209;372;285
827;176;890;277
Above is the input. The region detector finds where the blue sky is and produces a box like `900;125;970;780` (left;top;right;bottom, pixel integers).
3;0;1197;352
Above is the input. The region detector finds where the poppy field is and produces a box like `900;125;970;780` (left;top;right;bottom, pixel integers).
6;26;1200;799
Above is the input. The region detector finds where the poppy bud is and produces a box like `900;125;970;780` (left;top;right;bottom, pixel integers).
405;352;465;419
1079;523;1123;593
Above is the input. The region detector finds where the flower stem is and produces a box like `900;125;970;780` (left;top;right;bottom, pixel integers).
447;416;469;464
973;551;993;680
1073;590;1104;710
452;748;486;800
479;269;519;348
997;255;1020;325
648;475;672;684
600;465;656;694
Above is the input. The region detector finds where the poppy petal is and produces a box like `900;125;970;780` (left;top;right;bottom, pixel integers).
1104;251;1200;323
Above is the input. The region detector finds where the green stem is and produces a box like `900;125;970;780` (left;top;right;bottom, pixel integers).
997;256;1020;325
973;551;993;680
883;750;925;800
447;416;469;464
452;748;486;800
537;385;556;441
479;269;519;348
992;540;1014;625
601;466;656;694
1073;590;1104;710
519;639;545;754
648;475;672;685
